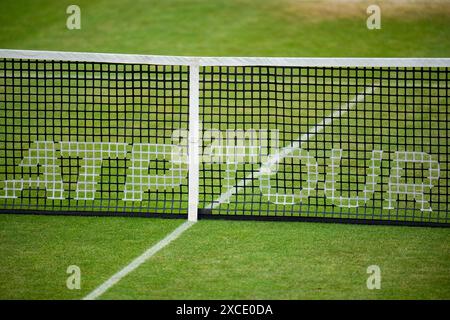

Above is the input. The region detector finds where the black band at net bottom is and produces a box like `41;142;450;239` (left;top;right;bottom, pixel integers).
197;209;448;228
0;209;187;220
1;208;448;228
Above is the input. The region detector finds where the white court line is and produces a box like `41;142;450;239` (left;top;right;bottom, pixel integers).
83;221;194;300
205;85;375;209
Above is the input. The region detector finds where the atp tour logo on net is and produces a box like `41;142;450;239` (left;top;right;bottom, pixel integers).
0;127;441;212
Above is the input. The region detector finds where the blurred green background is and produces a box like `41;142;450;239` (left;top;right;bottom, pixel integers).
1;0;449;57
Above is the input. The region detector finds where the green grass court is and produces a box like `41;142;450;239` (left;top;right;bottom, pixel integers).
0;0;449;299
1;215;449;299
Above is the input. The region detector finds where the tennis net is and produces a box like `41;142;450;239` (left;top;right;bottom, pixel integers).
0;50;449;227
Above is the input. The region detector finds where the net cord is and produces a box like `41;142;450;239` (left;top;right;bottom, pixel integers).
1;49;450;67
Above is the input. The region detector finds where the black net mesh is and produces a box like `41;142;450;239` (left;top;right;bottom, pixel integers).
199;66;449;225
0;58;448;226
0;59;190;216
